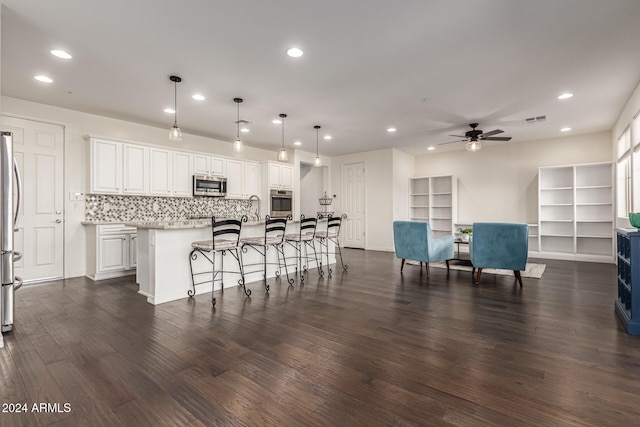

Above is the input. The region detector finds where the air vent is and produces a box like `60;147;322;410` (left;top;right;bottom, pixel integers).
524;115;547;124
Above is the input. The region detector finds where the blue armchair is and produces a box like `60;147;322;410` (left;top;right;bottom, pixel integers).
469;222;529;286
392;221;454;275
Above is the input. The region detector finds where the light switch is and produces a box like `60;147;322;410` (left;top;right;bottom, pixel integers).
69;192;85;201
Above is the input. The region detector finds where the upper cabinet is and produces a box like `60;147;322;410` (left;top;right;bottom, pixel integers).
149;148;173;196
90;138;122;194
88;136;259;199
122;144;149;195
227;160;260;199
193;154;227;177
264;162;293;190
173;152;192;197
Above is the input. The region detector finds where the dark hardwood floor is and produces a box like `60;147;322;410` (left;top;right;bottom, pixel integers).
2;249;640;426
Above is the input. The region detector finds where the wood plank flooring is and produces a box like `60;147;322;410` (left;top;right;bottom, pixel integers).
2;249;640;426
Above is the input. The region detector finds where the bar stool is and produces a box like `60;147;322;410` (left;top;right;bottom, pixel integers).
284;214;323;282
240;215;293;292
316;214;349;276
188;216;249;306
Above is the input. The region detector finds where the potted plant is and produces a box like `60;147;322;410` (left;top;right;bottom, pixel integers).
456;227;472;242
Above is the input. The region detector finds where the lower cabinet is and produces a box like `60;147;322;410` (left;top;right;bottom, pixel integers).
86;224;137;280
616;228;640;335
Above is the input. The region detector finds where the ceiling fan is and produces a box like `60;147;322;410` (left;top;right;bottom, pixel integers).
439;123;512;151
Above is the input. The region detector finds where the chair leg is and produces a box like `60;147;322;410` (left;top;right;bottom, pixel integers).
426;262;429;277
445;260;450;271
401;259;406;272
514;270;523;287
474;268;483;286
236;248;251;298
211;251;217;306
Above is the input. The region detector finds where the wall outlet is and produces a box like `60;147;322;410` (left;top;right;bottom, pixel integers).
69;192;84;201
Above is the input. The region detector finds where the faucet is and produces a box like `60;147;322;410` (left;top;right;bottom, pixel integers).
248;194;261;221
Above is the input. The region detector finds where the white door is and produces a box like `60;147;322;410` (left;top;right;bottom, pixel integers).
343;162;365;248
2;116;64;282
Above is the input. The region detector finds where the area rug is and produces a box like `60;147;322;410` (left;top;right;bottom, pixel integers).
407;260;546;279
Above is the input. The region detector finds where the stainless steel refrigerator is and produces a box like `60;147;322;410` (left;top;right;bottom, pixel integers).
1;131;23;333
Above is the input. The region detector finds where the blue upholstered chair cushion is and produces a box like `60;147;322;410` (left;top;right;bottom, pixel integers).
392;221;454;263
469;222;528;271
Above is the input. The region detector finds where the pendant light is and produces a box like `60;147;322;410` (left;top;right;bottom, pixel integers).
233;98;244;152
314;125;321;166
278;113;288;161
168;75;182;141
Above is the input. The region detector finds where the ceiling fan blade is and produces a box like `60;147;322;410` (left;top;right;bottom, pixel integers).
438;139;467;145
483;136;512;141
448;134;466;138
481;129;503;137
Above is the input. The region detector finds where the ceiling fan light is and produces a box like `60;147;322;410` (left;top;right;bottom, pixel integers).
466;140;481;152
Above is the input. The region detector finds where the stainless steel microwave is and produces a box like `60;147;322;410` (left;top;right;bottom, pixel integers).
193;175;227;197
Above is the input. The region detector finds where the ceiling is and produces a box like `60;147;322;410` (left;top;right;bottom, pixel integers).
2;0;640;157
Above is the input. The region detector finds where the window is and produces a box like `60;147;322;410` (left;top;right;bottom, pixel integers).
617;127;631;219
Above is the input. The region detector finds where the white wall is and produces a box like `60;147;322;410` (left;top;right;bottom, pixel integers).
299;163;325;217
392;149;414;221
1;96;286;278
414;131;613;224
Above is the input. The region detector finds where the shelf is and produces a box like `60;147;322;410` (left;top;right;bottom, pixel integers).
431;192;452;195
576;185;612;190
540;187;573;191
431;205;452;208
577;234;612;239
410;205;429;208
540;203;573;207
411;193;429;196
575;202;612;206
410;216;429;220
540;219;573;223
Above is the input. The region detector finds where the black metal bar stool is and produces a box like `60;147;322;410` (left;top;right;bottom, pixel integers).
284;214;323;282
240;215;293;292
188;215;249;306
316;214;349;276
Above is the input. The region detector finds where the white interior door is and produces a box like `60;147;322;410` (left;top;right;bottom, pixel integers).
2;116;64;283
343;162;365;248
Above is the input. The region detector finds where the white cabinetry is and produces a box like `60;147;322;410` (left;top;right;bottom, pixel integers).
264;162;293;190
90;138;122;194
227;160;260;199
86;224;137;280
173;151;192;197
537;162;614;262
193;154;227;177
409;175;457;239
122;144;149;195
149;148;173;196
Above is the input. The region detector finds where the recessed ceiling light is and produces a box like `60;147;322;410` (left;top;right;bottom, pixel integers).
50;49;72;59
427;146;435;151
561;127;572;132
192;94;205;101
323;135;332;140
286;47;304;58
294;141;302;146
34;75;53;83
164;108;175;114
240;127;250;133
387;127;397;133
558;93;574;100
272;119;282;124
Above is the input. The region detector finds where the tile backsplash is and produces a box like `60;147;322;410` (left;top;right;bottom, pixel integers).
85;194;253;222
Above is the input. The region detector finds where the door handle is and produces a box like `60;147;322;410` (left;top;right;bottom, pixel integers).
55;219;62;224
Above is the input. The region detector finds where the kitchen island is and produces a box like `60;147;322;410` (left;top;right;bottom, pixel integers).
127;218;335;305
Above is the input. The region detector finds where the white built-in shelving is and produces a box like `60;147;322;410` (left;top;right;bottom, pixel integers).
536;162;614;262
409;175;457;239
